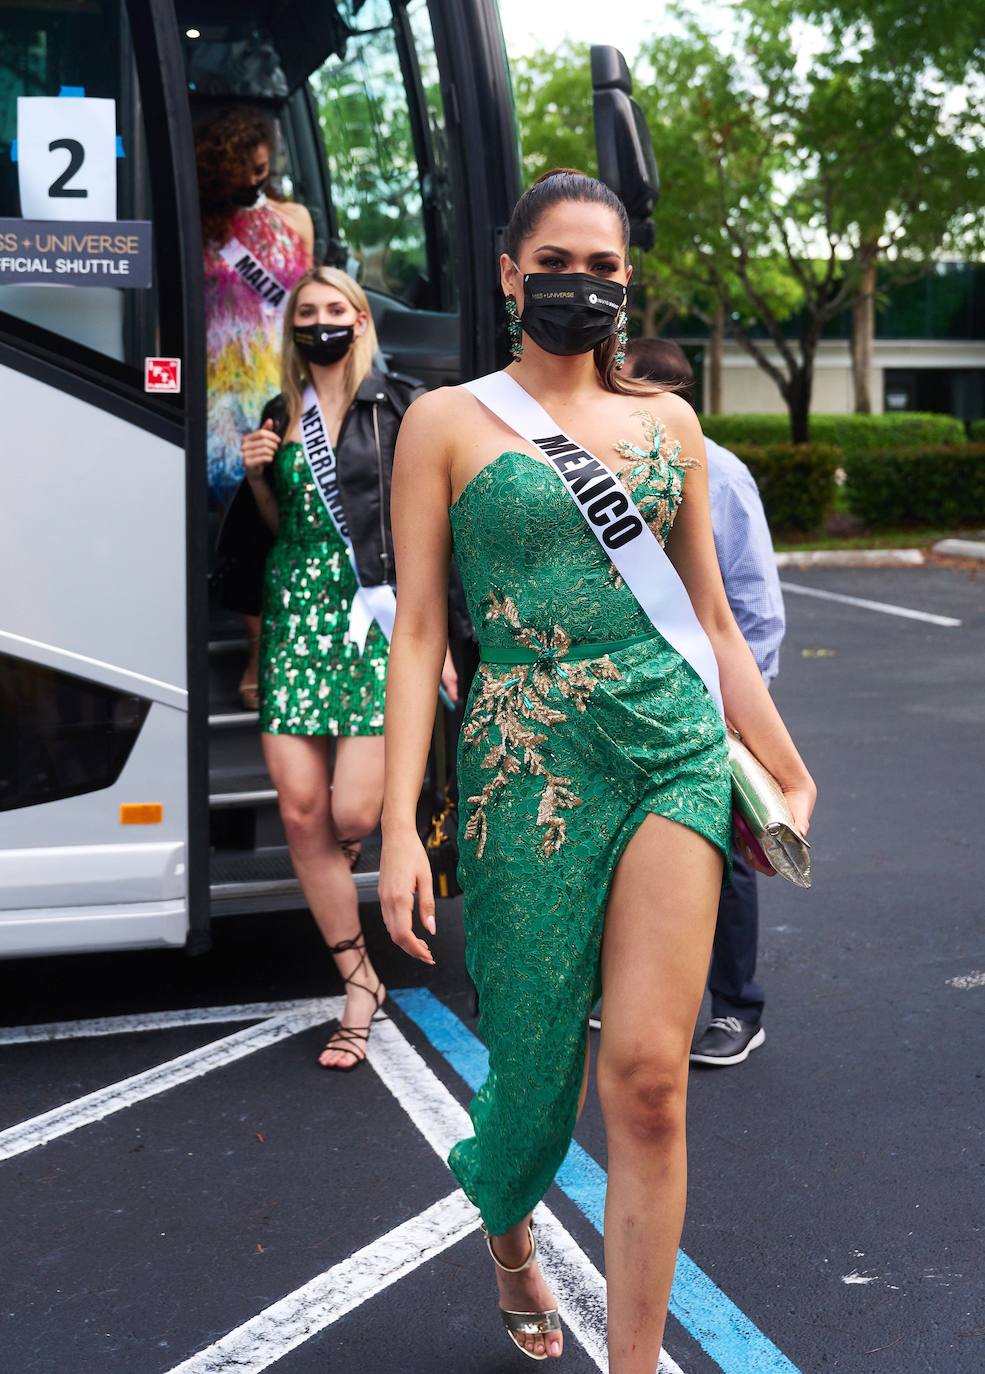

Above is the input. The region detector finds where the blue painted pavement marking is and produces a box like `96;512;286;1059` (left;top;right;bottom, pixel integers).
392;986;802;1374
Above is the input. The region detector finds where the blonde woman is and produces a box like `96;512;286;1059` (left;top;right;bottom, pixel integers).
241;267;456;1069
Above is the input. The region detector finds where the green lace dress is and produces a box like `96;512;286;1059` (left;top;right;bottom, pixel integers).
259;442;388;736
448;412;732;1235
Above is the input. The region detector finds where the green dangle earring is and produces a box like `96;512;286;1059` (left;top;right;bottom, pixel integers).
614;307;628;370
505;294;523;361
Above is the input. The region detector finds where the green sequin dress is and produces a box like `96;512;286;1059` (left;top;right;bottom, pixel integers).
447;413;732;1235
259;442;388;736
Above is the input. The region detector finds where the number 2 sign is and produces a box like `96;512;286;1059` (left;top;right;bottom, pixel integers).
17;96;118;222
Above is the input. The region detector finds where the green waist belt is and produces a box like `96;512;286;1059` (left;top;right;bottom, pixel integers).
479;628;661;665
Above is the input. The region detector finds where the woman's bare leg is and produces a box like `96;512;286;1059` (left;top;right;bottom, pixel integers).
262;733;385;1068
598;812;723;1373
239;614;261;707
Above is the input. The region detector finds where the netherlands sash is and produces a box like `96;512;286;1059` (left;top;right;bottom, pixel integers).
299;385;396;653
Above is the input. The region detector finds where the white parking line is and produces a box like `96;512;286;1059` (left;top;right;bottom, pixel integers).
0;997;333;1045
163;1189;480;1374
4;998;685;1372
780;581;962;627
367;1014;685;1374
0;1001;341;1162
946;971;985;990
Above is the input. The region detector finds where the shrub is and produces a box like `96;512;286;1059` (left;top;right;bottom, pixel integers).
704;412;966;454
970;419;985;443
731;443;841;533
844;445;985;527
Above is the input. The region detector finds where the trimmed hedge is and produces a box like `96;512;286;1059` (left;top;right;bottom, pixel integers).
732;443;841;533
844;445;985;527
704;412;966;454
970;419;985;443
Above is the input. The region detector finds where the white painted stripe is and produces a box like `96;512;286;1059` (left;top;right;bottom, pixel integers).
946;971;985;990
0;1002;341;1162
163;1190;480;1374
367;1015;683;1373
780;581;962;627
532;1205;685;1374
0;997;335;1045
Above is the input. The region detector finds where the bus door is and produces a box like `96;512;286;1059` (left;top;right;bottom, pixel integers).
0;0;208;956
182;1;520;916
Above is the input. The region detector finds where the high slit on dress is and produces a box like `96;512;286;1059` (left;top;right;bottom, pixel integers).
447;419;732;1236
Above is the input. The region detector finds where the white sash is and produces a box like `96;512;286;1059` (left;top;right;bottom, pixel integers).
219;235;290;312
299;385;396;654
464;371;724;717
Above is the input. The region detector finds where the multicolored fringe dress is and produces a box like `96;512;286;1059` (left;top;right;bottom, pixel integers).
203;197;310;507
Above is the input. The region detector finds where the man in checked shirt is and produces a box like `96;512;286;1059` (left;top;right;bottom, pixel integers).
594;337;787;1067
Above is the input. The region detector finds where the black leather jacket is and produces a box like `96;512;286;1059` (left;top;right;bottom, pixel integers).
212;367;424;615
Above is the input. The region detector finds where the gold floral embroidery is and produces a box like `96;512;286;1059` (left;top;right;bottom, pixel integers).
608;410;701;588
463;592;621;858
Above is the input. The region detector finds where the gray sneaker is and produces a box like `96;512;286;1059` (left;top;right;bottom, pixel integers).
689;1016;765;1067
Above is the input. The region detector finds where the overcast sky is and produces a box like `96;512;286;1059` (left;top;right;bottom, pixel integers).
496;0;659;62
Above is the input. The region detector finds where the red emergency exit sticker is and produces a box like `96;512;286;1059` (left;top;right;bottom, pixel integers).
145;356;181;392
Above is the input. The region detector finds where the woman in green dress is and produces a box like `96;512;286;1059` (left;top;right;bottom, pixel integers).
241;266;456;1070
379;172;816;1367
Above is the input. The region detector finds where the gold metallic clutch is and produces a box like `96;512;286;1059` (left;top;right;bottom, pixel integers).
728;731;812;888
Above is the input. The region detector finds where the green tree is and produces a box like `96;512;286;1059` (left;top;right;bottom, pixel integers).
798;0;985;83
636;2;985;437
513;8;985;440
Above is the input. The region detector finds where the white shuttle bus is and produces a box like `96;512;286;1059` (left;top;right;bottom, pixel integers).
0;0;658;957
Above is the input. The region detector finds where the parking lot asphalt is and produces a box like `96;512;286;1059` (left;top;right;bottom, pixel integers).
2;564;983;1374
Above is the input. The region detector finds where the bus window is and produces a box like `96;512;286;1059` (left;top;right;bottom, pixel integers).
312;0;458;312
0;654;149;813
0;0;163;377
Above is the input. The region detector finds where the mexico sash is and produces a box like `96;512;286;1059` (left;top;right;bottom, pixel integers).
219;235;290;312
463;370;724;717
299;385;397;653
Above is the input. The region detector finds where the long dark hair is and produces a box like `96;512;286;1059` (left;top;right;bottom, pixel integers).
506;168;656;396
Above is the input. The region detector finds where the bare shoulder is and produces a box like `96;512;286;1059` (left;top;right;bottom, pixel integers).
641;389;706;455
401;383;483;433
274;198;312;228
394;386;467;478
271;198;314;248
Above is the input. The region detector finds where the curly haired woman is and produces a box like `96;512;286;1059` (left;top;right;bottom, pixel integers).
197;106;314;705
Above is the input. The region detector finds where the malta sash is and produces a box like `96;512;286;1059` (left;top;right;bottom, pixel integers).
299;385;397;653
463;371;724;717
219;235;290;312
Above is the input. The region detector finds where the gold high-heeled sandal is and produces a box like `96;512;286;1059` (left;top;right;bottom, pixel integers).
483;1223;561;1361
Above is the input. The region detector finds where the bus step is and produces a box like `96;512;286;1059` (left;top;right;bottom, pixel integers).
210;846;380;910
208;637;251;655
209;786;277;808
209;710;259;729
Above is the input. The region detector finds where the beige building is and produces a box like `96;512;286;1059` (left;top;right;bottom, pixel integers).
670;262;985;423
717;338;985;417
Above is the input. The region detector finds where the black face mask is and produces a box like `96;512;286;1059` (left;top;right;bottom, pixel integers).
231;178;267;208
518;271;626;356
293;323;355;367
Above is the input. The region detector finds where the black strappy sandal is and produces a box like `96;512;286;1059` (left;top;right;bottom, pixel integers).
338;837;362;871
320;935;386;1072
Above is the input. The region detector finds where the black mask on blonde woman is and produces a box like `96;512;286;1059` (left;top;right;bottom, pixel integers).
518;271;625;356
293;324;355;366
